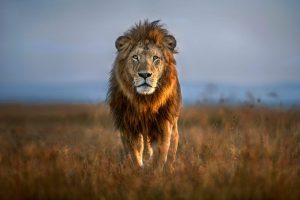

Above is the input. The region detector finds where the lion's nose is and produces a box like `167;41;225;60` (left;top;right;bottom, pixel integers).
138;72;152;79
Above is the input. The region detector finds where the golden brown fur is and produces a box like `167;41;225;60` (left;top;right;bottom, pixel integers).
107;20;182;169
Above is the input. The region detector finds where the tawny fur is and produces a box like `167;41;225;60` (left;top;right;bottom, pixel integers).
107;20;182;169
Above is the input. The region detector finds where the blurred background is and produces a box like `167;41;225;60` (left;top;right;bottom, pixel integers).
1;0;300;106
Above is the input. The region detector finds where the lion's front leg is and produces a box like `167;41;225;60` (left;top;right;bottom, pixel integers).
152;122;172;169
143;135;153;161
120;132;144;167
166;119;179;171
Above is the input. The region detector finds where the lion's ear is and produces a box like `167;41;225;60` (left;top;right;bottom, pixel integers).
115;36;131;52
164;35;177;52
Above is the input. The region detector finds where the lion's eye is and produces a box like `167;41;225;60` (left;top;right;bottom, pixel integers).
132;55;139;61
153;56;160;61
153;56;160;65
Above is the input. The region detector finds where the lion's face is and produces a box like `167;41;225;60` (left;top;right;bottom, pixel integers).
126;43;165;95
114;23;177;96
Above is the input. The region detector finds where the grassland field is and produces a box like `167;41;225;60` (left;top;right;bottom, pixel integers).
0;104;299;200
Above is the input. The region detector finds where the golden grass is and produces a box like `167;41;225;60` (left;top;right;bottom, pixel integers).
0;104;299;200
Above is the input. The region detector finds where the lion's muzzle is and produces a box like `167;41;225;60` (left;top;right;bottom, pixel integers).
135;71;156;95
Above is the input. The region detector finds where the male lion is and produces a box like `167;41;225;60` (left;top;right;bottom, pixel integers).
107;20;182;169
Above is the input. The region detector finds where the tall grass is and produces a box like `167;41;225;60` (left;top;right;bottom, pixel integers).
0;104;299;199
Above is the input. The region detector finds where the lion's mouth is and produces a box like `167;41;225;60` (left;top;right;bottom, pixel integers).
136;82;153;88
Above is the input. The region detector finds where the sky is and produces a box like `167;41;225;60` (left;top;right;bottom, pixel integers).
0;0;300;103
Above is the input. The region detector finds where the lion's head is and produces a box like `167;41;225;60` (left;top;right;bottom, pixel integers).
114;20;177;97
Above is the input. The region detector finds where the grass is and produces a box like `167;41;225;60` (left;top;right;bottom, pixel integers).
0;104;299;200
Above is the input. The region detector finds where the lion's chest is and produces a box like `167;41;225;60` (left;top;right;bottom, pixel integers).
110;88;175;139
121;107;162;135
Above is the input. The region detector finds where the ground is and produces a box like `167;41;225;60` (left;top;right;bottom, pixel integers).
0;104;299;200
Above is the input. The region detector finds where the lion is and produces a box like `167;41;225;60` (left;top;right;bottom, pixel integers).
107;20;182;170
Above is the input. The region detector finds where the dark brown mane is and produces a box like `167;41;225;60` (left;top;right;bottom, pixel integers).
107;20;182;141
124;20;175;51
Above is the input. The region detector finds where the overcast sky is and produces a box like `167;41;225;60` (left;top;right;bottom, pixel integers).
1;0;300;86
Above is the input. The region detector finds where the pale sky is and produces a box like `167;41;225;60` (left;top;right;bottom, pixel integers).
1;0;300;87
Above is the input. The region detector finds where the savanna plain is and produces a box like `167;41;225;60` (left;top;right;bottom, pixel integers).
0;104;299;200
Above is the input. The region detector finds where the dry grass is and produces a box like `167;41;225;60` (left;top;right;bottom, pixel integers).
0;104;299;200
